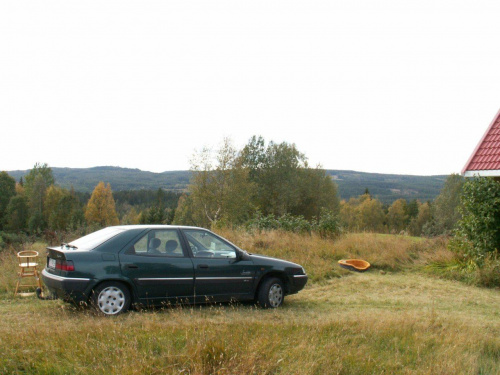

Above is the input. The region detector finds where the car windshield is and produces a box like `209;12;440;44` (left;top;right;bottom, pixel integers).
68;227;125;250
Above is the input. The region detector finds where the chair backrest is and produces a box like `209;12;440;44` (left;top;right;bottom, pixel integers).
17;250;39;267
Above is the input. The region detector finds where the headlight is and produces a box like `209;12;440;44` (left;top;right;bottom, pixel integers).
286;267;306;275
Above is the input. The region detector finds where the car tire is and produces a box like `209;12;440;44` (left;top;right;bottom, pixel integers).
257;277;285;308
92;281;131;316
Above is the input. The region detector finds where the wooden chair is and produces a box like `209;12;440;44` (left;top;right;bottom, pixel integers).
15;250;42;295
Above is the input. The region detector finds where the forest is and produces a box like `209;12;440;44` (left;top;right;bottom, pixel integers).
0;136;463;245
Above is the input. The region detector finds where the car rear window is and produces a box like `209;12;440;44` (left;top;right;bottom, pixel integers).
69;227;125;250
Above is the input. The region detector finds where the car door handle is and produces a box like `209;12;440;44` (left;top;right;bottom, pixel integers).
198;264;209;269
126;264;138;269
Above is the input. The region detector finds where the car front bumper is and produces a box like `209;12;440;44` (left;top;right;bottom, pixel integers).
41;269;93;303
288;274;308;294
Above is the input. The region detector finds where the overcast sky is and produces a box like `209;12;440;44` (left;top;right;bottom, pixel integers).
1;0;499;176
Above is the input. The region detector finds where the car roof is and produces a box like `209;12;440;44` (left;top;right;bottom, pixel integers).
110;225;207;231
109;225;243;251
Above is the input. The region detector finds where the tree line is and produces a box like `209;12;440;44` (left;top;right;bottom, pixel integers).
0;137;467;245
0;164;181;246
339;174;464;236
170;136;467;239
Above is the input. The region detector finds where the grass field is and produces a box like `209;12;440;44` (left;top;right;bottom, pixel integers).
0;231;499;374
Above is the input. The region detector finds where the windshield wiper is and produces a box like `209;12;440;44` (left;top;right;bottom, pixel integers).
60;243;78;250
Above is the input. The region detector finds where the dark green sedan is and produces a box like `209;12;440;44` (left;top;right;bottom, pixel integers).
41;225;308;315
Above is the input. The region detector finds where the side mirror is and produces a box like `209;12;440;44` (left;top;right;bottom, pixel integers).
236;250;250;261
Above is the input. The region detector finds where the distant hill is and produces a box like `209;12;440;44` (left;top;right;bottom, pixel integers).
6;166;447;204
326;170;447;204
7;167;190;193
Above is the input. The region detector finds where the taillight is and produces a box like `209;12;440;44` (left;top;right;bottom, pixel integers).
56;260;75;272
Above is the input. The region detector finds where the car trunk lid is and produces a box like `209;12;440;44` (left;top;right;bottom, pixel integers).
46;247;73;275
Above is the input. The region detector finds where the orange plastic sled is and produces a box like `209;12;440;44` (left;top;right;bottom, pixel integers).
338;259;371;272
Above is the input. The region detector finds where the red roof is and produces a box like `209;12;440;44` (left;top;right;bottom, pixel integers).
462;109;500;174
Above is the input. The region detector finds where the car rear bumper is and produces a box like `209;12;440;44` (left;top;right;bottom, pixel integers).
41;269;93;303
288;274;308;294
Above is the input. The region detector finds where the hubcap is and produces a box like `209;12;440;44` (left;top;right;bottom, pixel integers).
97;286;125;315
268;283;283;307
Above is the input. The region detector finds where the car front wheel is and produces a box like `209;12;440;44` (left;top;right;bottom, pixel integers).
257;277;285;308
92;282;131;316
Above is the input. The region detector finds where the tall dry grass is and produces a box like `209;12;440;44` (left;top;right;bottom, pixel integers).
0;231;498;374
217;229;454;281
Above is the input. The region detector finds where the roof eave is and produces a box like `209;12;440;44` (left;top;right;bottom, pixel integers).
464;170;500;178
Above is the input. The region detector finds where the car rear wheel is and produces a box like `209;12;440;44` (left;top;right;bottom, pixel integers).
257;277;284;308
92;282;131;316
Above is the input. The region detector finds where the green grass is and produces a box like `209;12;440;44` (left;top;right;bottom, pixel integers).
0;232;499;374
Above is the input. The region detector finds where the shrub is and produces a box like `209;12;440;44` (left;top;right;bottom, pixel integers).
277;213;312;234
0;231;29;249
246;211;343;237
450;177;500;265
246;212;279;231
478;256;500;288
246;212;313;234
315;209;342;239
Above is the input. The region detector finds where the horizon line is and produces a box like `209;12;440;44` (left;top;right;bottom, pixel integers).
3;165;454;177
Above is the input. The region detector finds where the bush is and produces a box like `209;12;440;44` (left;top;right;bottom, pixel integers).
246;212;279;231
478;256;500;288
450;177;500;265
315;209;342;239
424;255;500;288
247;213;311;233
277;214;312;233
246;211;343;237
0;231;29;250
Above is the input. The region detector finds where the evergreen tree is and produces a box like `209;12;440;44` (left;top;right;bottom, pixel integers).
406;199;419;222
24;163;55;232
85;182;119;227
0;171;16;229
5;195;29;231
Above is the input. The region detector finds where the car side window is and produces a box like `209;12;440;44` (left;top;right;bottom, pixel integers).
184;230;237;259
126;230;184;257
